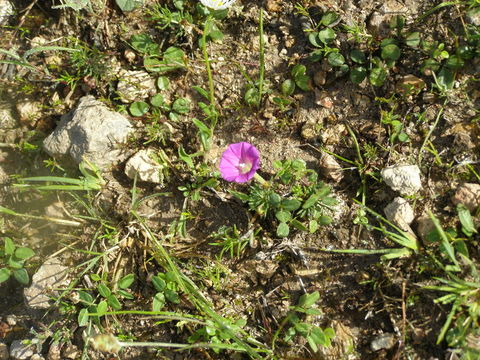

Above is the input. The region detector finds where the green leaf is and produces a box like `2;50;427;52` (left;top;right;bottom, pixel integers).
163;46;186;67
4;237;15;256
275;211;291;223
389;15;405;29
244;87;259;105
118;274;135;289
107;295;122;310
308;32;323;48
350;66;367;84
290;219;308;231
97;300;108;316
369;66;387;87
295;75;311;92
97;283;111;298
0;268;11;283
153;292;165;311
281;79;295;96
172;97;191;114
317;28;336;44
129;101;150;117
291;64;306;78
309;220;319;233
152;276;166;292
307;334;319;352
143;56;163;72
14;247;35;260
178;146;194;168
78;291;94;305
118;289;135;299
130;33;159;55
78;308;89;326
327;52;345;66
115;0;142;12
319;215;332;225
277;222;290;238
320;11;339;26
381;44;401;61
8;258;23;269
405;32;421;47
281;199;301;211
350;49;366;64
156;76;170;90
457;204;477;237
436;67;454;90
13;268;29;285
90;273;101;282
150;94;164;108
165;289;180;304
192;86;209;100
298;291;320;308
446;55;464;70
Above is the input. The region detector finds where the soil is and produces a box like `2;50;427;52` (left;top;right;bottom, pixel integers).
0;0;479;359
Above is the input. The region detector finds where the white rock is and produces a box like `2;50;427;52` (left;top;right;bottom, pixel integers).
9;340;34;360
451;183;480;212
43;96;134;169
124;149;165;184
384;197;414;231
0;0;14;26
370;333;396;351
0;341;8;360
117;70;156;103
24;258;69;309
319;152;343;182
16;98;42;123
381;164;422;196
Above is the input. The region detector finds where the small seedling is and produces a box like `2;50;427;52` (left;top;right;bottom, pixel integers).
0;237;35;285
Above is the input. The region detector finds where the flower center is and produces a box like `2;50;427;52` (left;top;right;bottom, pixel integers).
237;160;252;174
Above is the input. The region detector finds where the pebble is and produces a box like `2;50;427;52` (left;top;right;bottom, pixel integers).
381;164;422;196
0;0;14;26
384;197;414;231
0;100;18;129
370;333;396;351
0;341;8;360
416;213;436;240
319;152;343;182
9;340;34;360
15;98;42;124
124;149;166;185
451;183;480;212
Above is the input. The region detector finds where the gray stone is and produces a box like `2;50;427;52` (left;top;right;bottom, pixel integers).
384;197;414;231
15;98;42;124
319;152;343;182
381;164;422;196
0;0;14;26
466;7;480;26
9;340;34;360
24;258;69;309
451;183;480;212
0;341;8;360
117;70;156;103
370;333;396;351
43;96;134;169
124;149;165;185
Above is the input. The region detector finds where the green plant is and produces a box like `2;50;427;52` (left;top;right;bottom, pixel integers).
209;225;256;259
0;237;35;285
151;271;181;311
231;159;337;238
272;291;335;353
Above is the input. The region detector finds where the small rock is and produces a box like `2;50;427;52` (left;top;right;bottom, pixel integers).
0;0;14;26
123;49;136;63
0;341;8;360
265;0;282;12
313;71;327;87
314;89;334;109
0;100;18;129
381;164;422;196
124;149;165;185
5;315;16;326
320;124;346;145
370;333;396;351
47;343;61;360
30;36;47;47
117;70;157;103
466;7;480;26
395;74;426;96
367;0;410;37
63;344;79;360
9;340;34;360
451;183;480;212
24;258;69;309
15;98;42;124
43;96;134;169
30;355;45;360
319;152;343;182
384;197;414;231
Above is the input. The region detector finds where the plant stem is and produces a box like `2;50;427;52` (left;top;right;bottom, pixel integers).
257;8;265;108
202;16;217;127
253;172;268;187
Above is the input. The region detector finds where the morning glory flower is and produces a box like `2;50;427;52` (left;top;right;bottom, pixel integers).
219;142;260;183
200;0;236;10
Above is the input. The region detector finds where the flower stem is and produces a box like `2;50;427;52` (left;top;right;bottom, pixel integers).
253;172;268;186
257;7;265;108
202;16;218;128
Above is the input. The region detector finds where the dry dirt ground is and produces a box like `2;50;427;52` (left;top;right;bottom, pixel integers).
0;0;479;359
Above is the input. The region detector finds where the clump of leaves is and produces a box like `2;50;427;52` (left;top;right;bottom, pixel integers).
232;159;337;238
0;237;35;285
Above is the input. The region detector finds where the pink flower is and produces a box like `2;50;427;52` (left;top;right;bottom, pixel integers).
219;142;260;183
